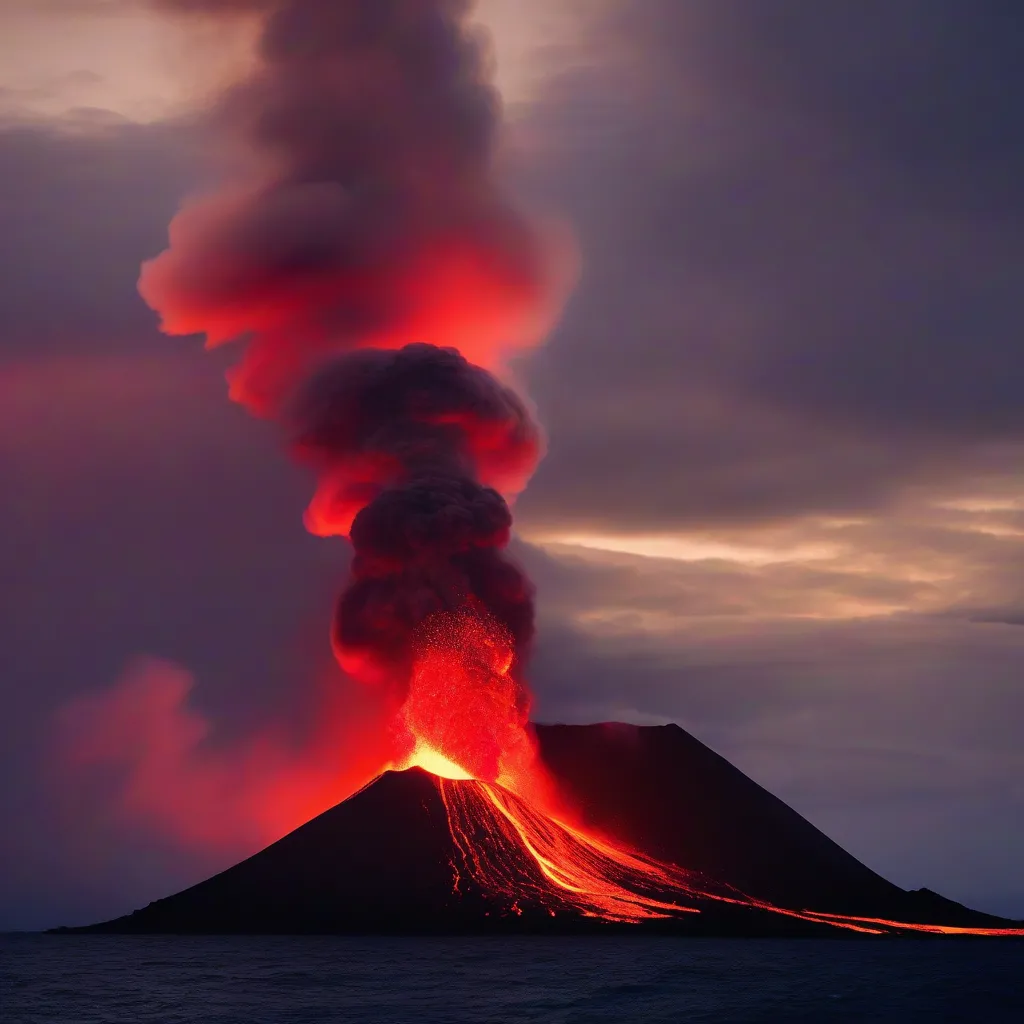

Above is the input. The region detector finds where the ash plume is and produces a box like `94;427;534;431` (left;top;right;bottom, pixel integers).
139;0;571;773
141;0;567;412
291;343;539;701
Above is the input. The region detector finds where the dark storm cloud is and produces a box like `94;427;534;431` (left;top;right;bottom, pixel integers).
516;0;1024;530
697;1;1024;196
682;0;1024;436
0;119;197;356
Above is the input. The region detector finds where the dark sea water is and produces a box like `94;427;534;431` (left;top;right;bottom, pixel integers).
2;934;1023;1023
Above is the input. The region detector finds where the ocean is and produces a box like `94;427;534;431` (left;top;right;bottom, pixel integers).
2;934;1023;1023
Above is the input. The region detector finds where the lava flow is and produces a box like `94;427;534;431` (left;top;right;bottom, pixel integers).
414;741;1024;936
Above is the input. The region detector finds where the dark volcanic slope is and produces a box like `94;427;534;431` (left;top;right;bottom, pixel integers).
536;723;1010;927
72;769;533;934
538;724;896;916
62;723;1016;934
70;765;812;936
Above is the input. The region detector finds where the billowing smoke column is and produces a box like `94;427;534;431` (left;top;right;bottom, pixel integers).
141;0;563;413
289;343;542;780
291;344;538;676
140;0;570;784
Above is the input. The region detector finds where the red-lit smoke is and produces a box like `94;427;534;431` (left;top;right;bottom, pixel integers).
54;658;389;853
138;0;570;788
140;0;568;415
289;344;539;713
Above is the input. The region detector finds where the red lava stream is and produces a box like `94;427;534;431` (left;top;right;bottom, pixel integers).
404;745;1024;937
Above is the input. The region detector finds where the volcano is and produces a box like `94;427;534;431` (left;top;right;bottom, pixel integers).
60;0;1021;943
62;723;1021;937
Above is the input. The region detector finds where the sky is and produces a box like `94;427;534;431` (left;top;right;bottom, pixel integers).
1;0;1023;929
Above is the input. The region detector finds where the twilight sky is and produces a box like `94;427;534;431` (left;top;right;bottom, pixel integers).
2;0;1023;929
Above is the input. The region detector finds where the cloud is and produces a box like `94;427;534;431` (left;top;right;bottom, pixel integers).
52;656;389;853
510;0;1024;531
0;120;197;355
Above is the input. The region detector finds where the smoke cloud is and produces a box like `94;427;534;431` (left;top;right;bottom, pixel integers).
140;0;569;413
53;658;389;853
133;0;572;786
287;343;538;704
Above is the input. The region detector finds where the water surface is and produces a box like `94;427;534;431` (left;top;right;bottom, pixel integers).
3;934;1023;1022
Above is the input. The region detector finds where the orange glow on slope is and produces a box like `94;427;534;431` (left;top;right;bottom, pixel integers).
796;911;1024;937
433;773;1024;934
434;775;891;930
441;778;701;921
401;742;474;781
